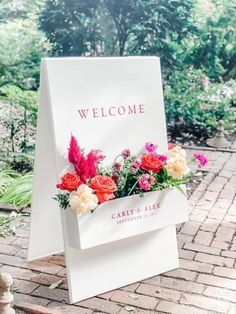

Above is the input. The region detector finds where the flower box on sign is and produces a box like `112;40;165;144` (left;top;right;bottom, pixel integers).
61;188;188;250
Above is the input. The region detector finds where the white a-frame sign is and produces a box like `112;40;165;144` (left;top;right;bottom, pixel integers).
28;57;188;304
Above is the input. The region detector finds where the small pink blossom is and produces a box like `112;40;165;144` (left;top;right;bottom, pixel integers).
149;175;155;185
202;77;209;87
193;153;208;167
130;160;140;174
132;160;140;169
145;142;158;154
122;148;131;159
204;1;212;13
112;162;122;172
138;174;155;191
90;149;105;162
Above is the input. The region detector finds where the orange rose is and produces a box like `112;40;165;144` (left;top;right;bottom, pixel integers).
140;154;163;173
89;175;117;203
57;173;82;191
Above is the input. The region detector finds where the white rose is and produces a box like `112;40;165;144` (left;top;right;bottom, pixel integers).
168;145;186;158
69;184;98;214
165;156;190;179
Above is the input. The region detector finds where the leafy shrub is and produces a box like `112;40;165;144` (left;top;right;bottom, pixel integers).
0;19;50;87
199;79;236;130
0;85;38;127
164;68;236;139
0;85;37;169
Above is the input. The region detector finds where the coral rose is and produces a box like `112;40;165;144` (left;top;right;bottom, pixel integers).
89;175;117;203
69;184;98;214
165;156;190;179
57;173;82;191
140;154;162;173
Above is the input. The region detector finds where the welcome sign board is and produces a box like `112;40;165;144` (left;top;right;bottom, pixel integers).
28;57;188;303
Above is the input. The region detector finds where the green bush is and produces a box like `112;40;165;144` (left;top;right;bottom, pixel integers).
0;19;50;87
164;68;236;138
0;85;37;166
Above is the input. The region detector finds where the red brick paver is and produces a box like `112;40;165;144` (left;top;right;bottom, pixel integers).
0;148;236;313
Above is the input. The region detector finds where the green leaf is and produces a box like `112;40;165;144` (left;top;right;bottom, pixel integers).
53;193;70;209
173;183;187;196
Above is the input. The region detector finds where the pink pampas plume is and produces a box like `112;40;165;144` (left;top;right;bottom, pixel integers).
68;134;81;165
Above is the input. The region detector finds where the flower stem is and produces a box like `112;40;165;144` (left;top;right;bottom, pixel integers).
127;179;139;196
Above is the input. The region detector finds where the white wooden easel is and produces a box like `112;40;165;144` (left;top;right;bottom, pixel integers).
28;57;188;303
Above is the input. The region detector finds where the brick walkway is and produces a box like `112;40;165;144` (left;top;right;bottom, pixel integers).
0;148;236;314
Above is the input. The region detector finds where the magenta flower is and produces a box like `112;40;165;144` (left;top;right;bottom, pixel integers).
122;148;131;159
138;174;155;191
156;154;167;163
145;142;158;154
193;153;208;167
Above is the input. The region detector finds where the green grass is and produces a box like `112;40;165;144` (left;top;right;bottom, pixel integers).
0;166;33;207
0;166;19;196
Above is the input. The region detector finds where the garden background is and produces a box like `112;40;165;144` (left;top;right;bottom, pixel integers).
0;0;235;214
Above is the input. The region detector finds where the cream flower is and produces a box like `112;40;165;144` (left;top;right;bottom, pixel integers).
69;184;98;214
168;145;186;158
165;156;190;179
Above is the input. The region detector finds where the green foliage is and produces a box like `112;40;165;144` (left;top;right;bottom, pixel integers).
39;0;196;73
0;0;44;21
0;211;22;237
117;0;196;74
0;19;50;87
0;85;38;127
200;79;236;128
39;0;235;82
11;153;35;172
0;166;19;197
0;164;33;208
0;171;33;207
39;0;103;56
0;85;37;162
185;0;236;80
0;0;235;149
164;68;236;137
53;193;70;209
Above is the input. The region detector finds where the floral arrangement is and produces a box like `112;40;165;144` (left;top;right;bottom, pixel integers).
54;135;207;214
